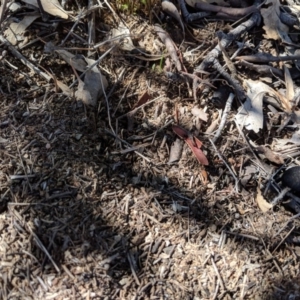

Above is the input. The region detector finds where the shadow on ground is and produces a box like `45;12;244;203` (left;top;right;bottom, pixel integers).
1;63;300;299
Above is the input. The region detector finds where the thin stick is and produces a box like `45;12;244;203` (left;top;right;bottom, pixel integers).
60;9;84;46
272;225;295;254
211;256;225;291
212;93;234;142
209;138;240;191
127;253;141;285
275;211;300;236
271;187;291;205
105;129;151;162
87;0;96;57
68;44;115;89
0;35;51;81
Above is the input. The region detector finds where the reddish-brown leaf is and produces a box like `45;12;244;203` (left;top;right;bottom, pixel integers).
172;125;209;166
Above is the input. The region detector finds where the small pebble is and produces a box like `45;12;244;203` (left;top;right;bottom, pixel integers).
282;166;300;193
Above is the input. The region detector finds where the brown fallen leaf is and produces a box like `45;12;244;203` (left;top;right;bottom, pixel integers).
256;186;273;212
133;92;151;109
172;124;208;165
256;145;284;165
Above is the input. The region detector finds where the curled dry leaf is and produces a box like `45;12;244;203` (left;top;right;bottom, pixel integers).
55;50;87;72
256;186;273;212
236;80;264;133
236;79;292;133
55;80;72;96
75;80;94;107
162;0;185;35
284;65;295;102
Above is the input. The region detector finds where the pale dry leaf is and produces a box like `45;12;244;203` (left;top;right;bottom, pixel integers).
261;0;289;40
256;186;273;212
284;65;295;102
236;80;264;133
5;14;39;45
275;129;300;146
236;80;292;132
168;138;183;164
75;80;94;106
22;0;68;19
0;136;8;143
84;57;108;101
191;106;208;122
55;50;87;72
109;24;134;51
56;80;72;96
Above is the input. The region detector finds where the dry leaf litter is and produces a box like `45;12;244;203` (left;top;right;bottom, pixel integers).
0;0;300;299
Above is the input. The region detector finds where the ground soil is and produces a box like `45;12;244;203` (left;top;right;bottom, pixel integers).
1;1;300;299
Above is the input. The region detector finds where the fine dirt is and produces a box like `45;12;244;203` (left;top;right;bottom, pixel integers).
1;0;300;299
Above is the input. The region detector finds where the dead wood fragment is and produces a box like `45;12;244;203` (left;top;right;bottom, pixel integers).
178;0;210;23
194;1;258;18
235;53;300;63
212;93;234;143
195;1;262;100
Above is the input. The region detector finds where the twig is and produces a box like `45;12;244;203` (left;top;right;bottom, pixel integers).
0;0;8;25
60;9;84;46
10;207;60;273
113;68;139;116
178;0;210;23
0;35;51;82
195;0;262;99
104;129;151;162
193;2;257;18
237;60;284;78
272;225;295;254
209;138;240;191
211;256;225;291
271;187;291;206
87;0;96;57
68;44;115;89
154;24;182;72
127;253;141;285
212;93;234;142
235;53;300;63
234;120;269;176
275;211;300;237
